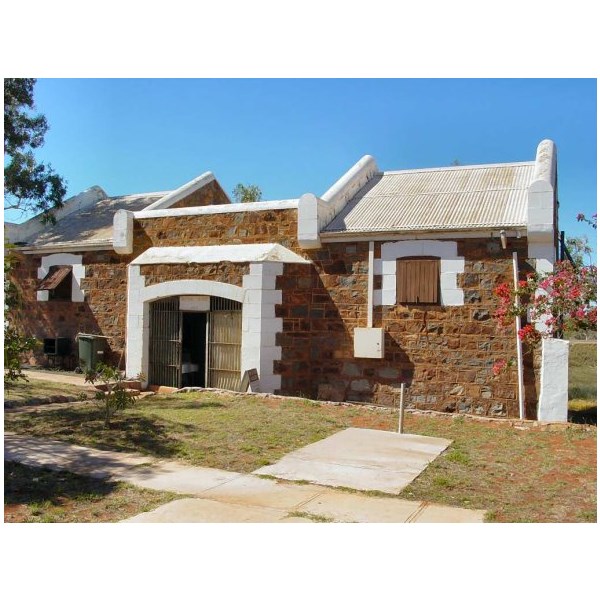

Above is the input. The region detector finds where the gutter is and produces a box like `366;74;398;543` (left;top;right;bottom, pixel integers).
320;227;528;243
18;241;114;254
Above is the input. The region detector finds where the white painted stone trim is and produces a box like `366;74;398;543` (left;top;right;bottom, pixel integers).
142;171;219;211
537;338;569;422
37;253;85;302
133;199;298;220
376;240;465;306
298;155;378;249
113;210;134;255
527;139;557;246
131;243;309;266
126;263;284;394
241;263;283;393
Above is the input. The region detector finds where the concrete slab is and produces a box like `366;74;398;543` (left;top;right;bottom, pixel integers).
201;474;325;510
4;432;154;479
122;498;289;523
410;503;486;523
118;462;242;495
299;489;423;523
254;428;451;494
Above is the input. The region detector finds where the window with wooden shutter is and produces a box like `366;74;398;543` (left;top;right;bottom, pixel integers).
396;257;440;304
38;265;73;301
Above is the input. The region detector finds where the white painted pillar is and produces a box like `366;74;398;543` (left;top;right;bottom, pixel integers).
537;338;569;422
241;262;283;393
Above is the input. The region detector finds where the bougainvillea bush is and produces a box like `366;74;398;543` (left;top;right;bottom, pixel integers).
493;260;597;348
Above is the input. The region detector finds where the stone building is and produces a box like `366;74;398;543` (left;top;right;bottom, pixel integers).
7;140;562;419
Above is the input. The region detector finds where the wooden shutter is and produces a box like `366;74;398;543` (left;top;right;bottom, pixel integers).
38;266;72;291
396;258;440;304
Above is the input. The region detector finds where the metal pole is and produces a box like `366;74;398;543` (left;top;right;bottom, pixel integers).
398;383;405;434
513;251;526;420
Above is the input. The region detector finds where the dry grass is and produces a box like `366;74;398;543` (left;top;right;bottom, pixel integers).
3;377;94;408
4;461;179;523
4;388;596;522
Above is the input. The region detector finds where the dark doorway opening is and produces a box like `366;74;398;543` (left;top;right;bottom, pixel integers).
181;312;207;388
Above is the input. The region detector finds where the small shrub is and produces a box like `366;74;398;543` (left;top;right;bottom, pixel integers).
84;363;143;428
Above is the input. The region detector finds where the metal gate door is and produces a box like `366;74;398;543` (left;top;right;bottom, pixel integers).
149;297;182;388
207;298;242;391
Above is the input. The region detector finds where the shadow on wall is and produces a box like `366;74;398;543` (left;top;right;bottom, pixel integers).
14;298;122;371
276;260;415;405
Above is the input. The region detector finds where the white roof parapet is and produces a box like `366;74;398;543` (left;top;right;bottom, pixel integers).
527;139;558;246
6;186;108;244
131;243;310;266
142;171;225;211
298;155;379;249
132;199;298;219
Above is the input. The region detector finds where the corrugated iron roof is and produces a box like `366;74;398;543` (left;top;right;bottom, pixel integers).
323;162;535;234
20;192;167;248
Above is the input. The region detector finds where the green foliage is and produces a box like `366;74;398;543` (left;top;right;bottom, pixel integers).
4;243;38;385
4;78;66;222
4;326;39;385
84;363;141;428
566;235;594;268
232;183;262;203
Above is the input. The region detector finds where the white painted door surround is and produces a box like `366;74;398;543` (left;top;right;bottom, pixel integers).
125;262;284;392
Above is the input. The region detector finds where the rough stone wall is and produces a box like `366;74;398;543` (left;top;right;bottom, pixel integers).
133;209;299;253
169;179;230;209
139;263;249;288
12;200;540;418
9;250;130;367
277;237;536;419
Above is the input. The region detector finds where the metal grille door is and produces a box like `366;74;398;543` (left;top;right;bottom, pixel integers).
149;298;182;388
207;301;242;391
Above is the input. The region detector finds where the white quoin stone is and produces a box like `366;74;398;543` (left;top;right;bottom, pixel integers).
537;338;569;422
113;210;134;254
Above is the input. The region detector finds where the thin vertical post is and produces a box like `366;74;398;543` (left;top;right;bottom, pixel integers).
513;251;526;420
398;383;405;434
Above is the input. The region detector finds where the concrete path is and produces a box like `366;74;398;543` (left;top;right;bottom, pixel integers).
21;369;90;387
4;432;485;523
254;427;451;494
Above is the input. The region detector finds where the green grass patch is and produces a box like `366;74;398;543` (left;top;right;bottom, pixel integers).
287;511;334;523
4;461;179;523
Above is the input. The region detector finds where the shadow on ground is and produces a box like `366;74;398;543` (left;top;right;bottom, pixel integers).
4;460;119;506
569;407;597;425
5;406;185;459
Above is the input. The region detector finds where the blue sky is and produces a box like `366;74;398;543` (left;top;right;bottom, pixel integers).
6;78;597;256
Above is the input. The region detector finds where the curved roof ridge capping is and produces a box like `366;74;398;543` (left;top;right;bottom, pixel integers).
142;171;231;211
527;139;558;270
297;155;379;249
